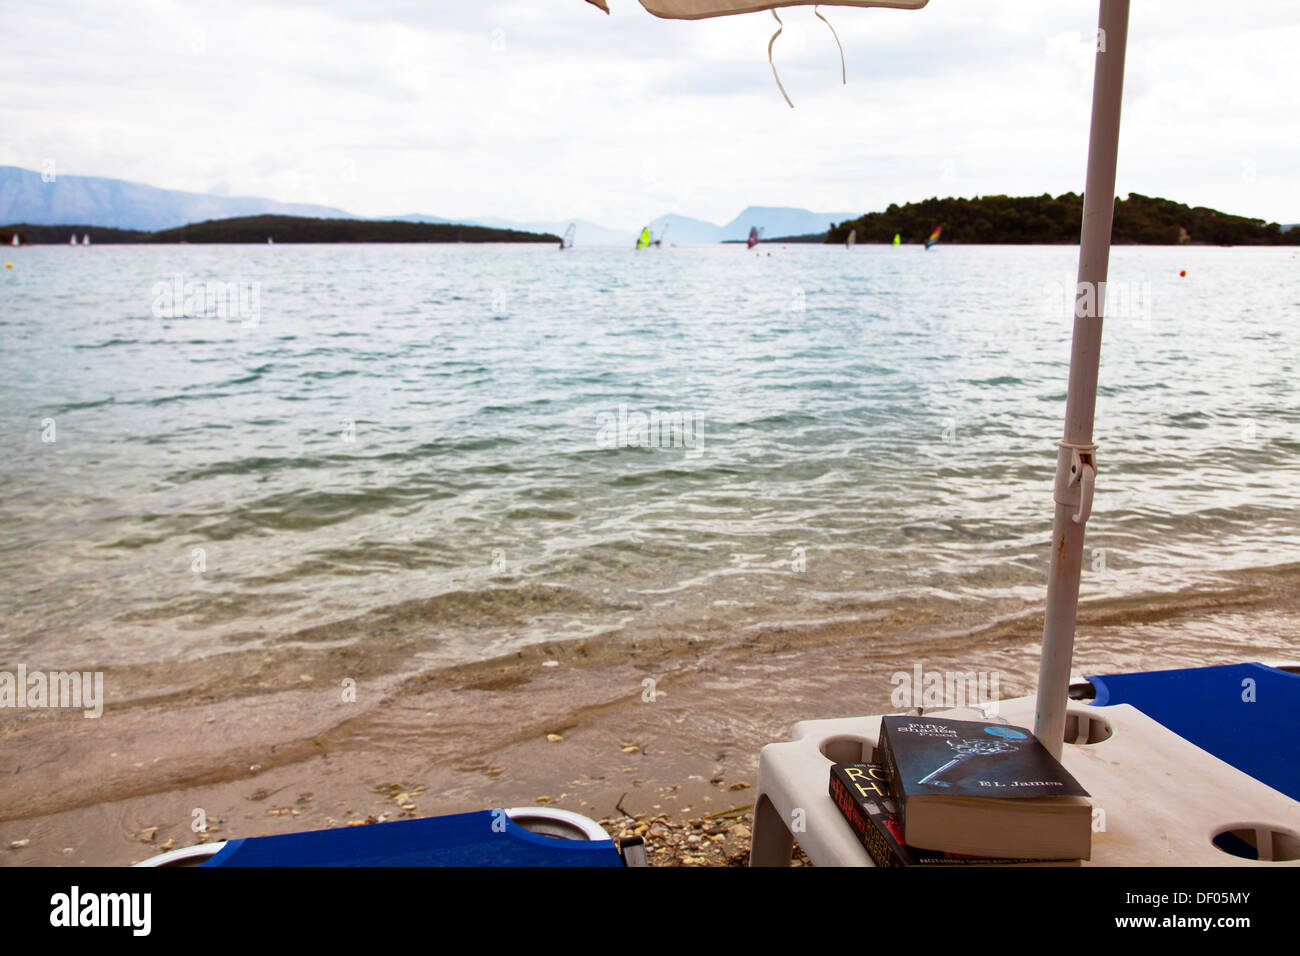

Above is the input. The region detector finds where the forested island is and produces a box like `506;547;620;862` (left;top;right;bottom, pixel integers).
1;215;559;245
826;193;1300;246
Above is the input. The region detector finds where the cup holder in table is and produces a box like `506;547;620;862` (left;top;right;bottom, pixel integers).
1064;711;1113;745
819;736;875;764
1212;825;1300;862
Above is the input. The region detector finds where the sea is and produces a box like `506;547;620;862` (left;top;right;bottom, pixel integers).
2;242;1298;680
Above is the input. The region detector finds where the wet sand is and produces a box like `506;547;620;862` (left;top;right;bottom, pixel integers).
2;562;1297;866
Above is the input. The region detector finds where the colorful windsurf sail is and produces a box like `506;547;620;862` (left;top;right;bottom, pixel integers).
847;229;856;249
925;226;942;249
893;233;901;247
636;226;652;249
747;226;762;249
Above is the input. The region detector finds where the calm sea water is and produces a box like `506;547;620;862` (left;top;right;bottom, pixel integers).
1;242;1298;670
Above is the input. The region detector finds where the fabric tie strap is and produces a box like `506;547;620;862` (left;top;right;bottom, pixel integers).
768;6;847;108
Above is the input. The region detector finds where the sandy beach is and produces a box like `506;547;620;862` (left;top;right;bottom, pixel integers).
2;561;1296;867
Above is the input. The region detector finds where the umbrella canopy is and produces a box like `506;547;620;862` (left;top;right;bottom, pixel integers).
584;0;1131;760
587;0;931;106
586;0;927;16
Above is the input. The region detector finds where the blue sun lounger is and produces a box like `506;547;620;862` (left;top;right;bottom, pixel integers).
138;807;637;867
1083;662;1300;802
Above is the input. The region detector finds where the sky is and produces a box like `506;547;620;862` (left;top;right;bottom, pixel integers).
1;0;1297;229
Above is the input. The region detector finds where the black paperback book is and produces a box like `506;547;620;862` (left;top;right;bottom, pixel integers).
828;763;1073;866
876;715;1089;799
874;715;1092;859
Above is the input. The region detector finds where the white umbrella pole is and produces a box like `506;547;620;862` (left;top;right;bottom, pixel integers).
1034;0;1130;759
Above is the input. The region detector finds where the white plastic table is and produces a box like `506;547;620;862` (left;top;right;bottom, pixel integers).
749;696;1300;866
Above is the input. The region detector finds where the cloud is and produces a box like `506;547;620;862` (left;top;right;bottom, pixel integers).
0;0;1295;228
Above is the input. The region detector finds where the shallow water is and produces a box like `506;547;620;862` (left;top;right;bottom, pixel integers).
1;242;1298;672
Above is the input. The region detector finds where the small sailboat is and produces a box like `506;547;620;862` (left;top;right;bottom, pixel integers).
636;224;667;249
893;233;901;247
561;223;576;250
10;234;18;246
82;234;90;245
71;234;78;245
846;229;856;249
267;237;274;245
925;226;942;250
747;226;762;249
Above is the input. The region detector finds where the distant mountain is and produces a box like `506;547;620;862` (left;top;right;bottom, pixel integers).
0;164;893;245
0;166;355;232
446;208;861;246
719;206;858;242
643;213;724;245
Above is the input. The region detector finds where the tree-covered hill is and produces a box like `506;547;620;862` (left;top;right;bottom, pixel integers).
827;193;1300;246
147;215;559;244
1;224;146;244
2;216;560;245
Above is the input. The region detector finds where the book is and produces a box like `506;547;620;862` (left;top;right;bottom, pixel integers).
876;715;1092;860
828;763;1078;866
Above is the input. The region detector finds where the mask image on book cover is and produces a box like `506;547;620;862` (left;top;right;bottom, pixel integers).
916;727;1030;788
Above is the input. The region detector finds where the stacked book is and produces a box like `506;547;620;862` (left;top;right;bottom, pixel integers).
829;715;1092;866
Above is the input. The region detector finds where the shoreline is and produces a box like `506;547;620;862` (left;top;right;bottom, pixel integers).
2;561;1298;866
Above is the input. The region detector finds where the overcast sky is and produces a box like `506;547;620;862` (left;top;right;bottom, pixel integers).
2;0;1296;228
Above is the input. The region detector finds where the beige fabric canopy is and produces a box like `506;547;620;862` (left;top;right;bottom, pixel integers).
586;0;930;106
586;0;928;19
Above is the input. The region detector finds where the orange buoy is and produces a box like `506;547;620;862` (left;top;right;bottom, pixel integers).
1179;269;1186;277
